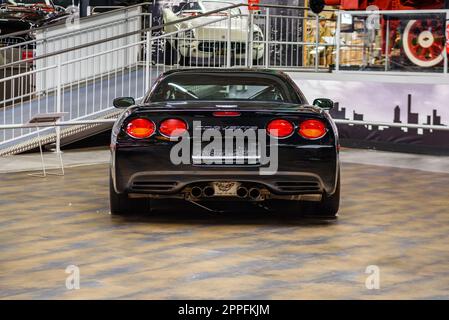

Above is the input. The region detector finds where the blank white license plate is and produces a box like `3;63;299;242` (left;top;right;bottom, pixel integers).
192;149;261;164
212;182;240;196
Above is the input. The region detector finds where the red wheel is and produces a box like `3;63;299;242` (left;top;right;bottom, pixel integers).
403;19;445;67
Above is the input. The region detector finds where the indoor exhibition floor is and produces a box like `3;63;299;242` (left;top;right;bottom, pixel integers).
1;149;449;299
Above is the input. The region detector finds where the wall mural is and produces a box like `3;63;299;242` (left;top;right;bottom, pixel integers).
299;80;449;154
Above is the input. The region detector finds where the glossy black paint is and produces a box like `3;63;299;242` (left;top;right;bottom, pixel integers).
0;1;69;44
111;69;340;200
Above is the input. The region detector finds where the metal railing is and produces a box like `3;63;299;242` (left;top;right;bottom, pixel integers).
1;3;449;155
334;9;449;74
0;3;152;152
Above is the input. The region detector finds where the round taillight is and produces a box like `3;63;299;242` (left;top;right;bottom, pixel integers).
298;119;327;139
266;119;294;138
159;118;188;137
126;118;155;139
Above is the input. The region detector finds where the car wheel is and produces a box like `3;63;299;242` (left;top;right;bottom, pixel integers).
179;54;190;66
269;172;340;219
252;57;264;67
164;40;178;65
304;172;340;218
109;174;151;215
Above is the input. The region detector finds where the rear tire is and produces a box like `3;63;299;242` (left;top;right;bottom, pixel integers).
179;54;191;66
109;174;151;215
164;40;178;65
252;57;264;67
268;172;340;219
304;172;340;218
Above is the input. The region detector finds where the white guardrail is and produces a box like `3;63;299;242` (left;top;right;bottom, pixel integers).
0;2;448;155
0;3;152;151
35;5;143;91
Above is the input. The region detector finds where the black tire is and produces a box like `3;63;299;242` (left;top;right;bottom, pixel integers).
304;172;340;218
268;171;340;219
179;54;190;66
109;174;151;215
164;40;178;65
252;57;264;67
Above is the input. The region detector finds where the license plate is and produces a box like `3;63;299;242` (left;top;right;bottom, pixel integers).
192;149;260;164
192;145;261;165
191;125;261;165
212;182;240;196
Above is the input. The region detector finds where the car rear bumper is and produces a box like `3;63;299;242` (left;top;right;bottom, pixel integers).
112;144;339;197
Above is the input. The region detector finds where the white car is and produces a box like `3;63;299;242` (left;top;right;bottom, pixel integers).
162;0;264;65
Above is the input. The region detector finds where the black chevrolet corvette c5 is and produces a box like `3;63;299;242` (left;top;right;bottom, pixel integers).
110;69;340;218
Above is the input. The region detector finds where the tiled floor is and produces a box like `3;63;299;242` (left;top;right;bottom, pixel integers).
1;159;449;299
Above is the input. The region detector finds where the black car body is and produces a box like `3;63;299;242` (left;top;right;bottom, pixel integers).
0;0;68;50
110;69;340;217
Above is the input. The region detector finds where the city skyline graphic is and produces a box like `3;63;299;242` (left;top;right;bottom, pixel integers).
328;93;449;154
330;93;447;131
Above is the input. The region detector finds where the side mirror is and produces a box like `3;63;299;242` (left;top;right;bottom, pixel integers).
113;97;135;108
313;98;334;110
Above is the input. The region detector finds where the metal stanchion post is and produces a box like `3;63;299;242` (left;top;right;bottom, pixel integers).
336;11;341;72
27;113;67;178
265;7;270;68
315;13;319;72
227;9;232;68
145;31;151;93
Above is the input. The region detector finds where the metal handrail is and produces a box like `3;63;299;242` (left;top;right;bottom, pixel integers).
2;4;448;70
0;13;235;85
0;12;148;51
256;3;335;12
0;2;243;69
0;1;328;69
338;9;449;15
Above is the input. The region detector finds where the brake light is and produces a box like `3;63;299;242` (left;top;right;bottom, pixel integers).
21;50;34;61
213;111;241;117
266;119;294;138
126;118;155;139
298;119;327;139
159;118;188;137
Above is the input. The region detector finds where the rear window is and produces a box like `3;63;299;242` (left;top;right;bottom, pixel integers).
149;73;301;104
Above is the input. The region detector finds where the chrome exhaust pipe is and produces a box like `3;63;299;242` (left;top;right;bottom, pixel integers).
249;188;261;200
190;186;203;198
203;186;215;197
236;187;249;198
